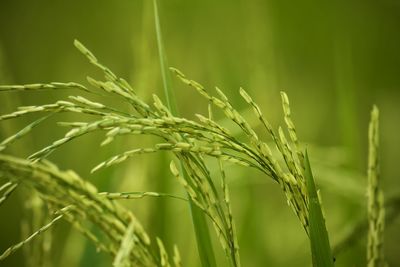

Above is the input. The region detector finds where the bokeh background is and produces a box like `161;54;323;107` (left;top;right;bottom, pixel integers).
0;0;399;266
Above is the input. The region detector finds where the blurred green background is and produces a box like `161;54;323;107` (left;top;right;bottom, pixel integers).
0;0;399;266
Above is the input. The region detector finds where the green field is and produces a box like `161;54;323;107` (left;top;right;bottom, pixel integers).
0;1;399;266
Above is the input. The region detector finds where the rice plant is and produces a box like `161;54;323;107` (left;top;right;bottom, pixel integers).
0;6;390;266
0;37;310;265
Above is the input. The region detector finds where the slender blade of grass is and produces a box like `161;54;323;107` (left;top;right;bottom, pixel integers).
304;150;334;267
153;1;217;266
151;0;175;252
153;0;177;114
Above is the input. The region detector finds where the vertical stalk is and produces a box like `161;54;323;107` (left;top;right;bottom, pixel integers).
367;106;385;267
153;1;217;266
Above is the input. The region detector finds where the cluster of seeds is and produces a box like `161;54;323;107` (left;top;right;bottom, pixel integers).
0;40;313;267
0;154;182;267
0;36;389;266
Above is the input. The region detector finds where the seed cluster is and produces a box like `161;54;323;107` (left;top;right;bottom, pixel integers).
0;40;327;266
0;154;182;267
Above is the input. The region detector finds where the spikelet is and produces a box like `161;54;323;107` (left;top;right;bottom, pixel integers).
367;106;386;267
0;82;89;92
113;220;136;267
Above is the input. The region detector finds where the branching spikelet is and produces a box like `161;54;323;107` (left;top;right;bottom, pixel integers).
113;219;136;267
0;212;65;260
0;82;89;92
173;245;182;267
0;154;172;267
280;92;304;167
169;161;198;202
0;181;18;206
172;68;309;232
156;238;171;267
99;191;187;202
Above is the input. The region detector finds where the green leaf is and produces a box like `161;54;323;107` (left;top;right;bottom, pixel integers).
304;150;334;267
188;190;218;267
153;1;217;266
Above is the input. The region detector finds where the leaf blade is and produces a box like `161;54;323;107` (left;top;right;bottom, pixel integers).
304;150;334;267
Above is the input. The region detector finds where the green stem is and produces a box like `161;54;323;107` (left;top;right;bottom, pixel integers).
153;1;217;266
